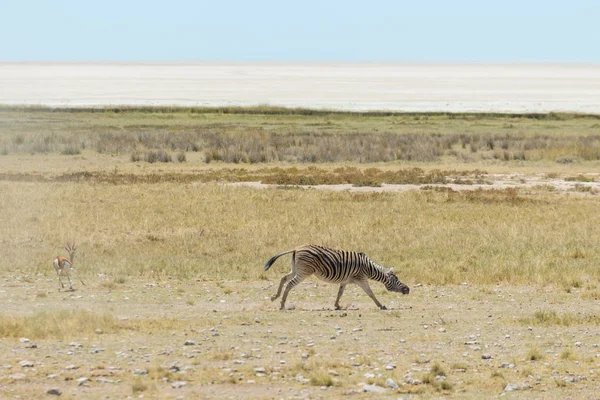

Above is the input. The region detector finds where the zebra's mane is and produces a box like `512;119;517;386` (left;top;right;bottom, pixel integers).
363;256;391;279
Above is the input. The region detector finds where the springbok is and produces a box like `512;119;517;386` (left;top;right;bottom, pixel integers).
53;243;85;291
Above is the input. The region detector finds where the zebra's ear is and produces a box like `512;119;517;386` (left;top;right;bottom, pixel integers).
388;267;394;275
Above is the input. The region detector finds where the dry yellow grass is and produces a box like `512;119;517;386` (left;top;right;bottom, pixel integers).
1;178;599;286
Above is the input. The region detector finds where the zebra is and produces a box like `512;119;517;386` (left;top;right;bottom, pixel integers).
264;244;409;310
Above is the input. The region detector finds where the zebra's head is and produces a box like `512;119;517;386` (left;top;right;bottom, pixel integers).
385;268;410;294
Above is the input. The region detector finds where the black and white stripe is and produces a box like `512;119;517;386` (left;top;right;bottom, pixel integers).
264;244;409;310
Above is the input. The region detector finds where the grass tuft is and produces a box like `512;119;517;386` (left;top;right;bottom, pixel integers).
0;310;117;339
519;310;600;327
309;370;335;387
525;348;544;361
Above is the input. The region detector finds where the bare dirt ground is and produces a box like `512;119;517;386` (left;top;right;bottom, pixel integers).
1;278;598;399
227;172;600;195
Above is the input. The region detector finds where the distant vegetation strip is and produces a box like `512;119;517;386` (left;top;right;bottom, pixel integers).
0;167;488;186
2;107;600;163
1;104;599;119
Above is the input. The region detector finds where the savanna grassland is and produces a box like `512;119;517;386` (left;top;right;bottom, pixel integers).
0;107;599;399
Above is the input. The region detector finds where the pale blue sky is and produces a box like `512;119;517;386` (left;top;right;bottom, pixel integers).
1;0;598;62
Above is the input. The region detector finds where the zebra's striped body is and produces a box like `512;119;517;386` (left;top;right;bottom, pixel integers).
264;245;409;310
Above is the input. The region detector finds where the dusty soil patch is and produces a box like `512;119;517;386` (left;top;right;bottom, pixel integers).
1;278;598;399
228;172;600;196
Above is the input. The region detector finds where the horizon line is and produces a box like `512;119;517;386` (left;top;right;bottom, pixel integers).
2;60;600;65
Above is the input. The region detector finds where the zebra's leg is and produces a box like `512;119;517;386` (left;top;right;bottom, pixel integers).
280;274;310;310
355;279;387;310
272;250;297;302
334;283;346;310
272;272;294;301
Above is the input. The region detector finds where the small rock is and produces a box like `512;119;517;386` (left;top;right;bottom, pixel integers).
295;374;308;383
438;327;446;332
20;338;30;343
65;365;79;370
171;381;187;388
46;388;62;396
133;369;148;375
94;329;103;334
385;364;396;370
500;362;515;369
25;343;38;349
69;342;83;348
184;340;196;346
76;377;89;386
9;373;27;381
482;354;492;360
364;372;375;379
406;378;422;385
96;377;119;383
232;360;245;365
417;356;430;364
385;378;399;389
504;383;520;392
363;384;387;393
90;347;105;354
328;370;339;376
575;342;583;347
20;360;35;368
253;367;267;374
47;374;60;379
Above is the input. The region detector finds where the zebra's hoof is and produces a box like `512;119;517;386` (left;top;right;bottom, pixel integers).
380;305;388;310
335;305;342;310
270;296;278;302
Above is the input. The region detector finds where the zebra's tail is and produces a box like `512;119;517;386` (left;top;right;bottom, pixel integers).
264;249;295;271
